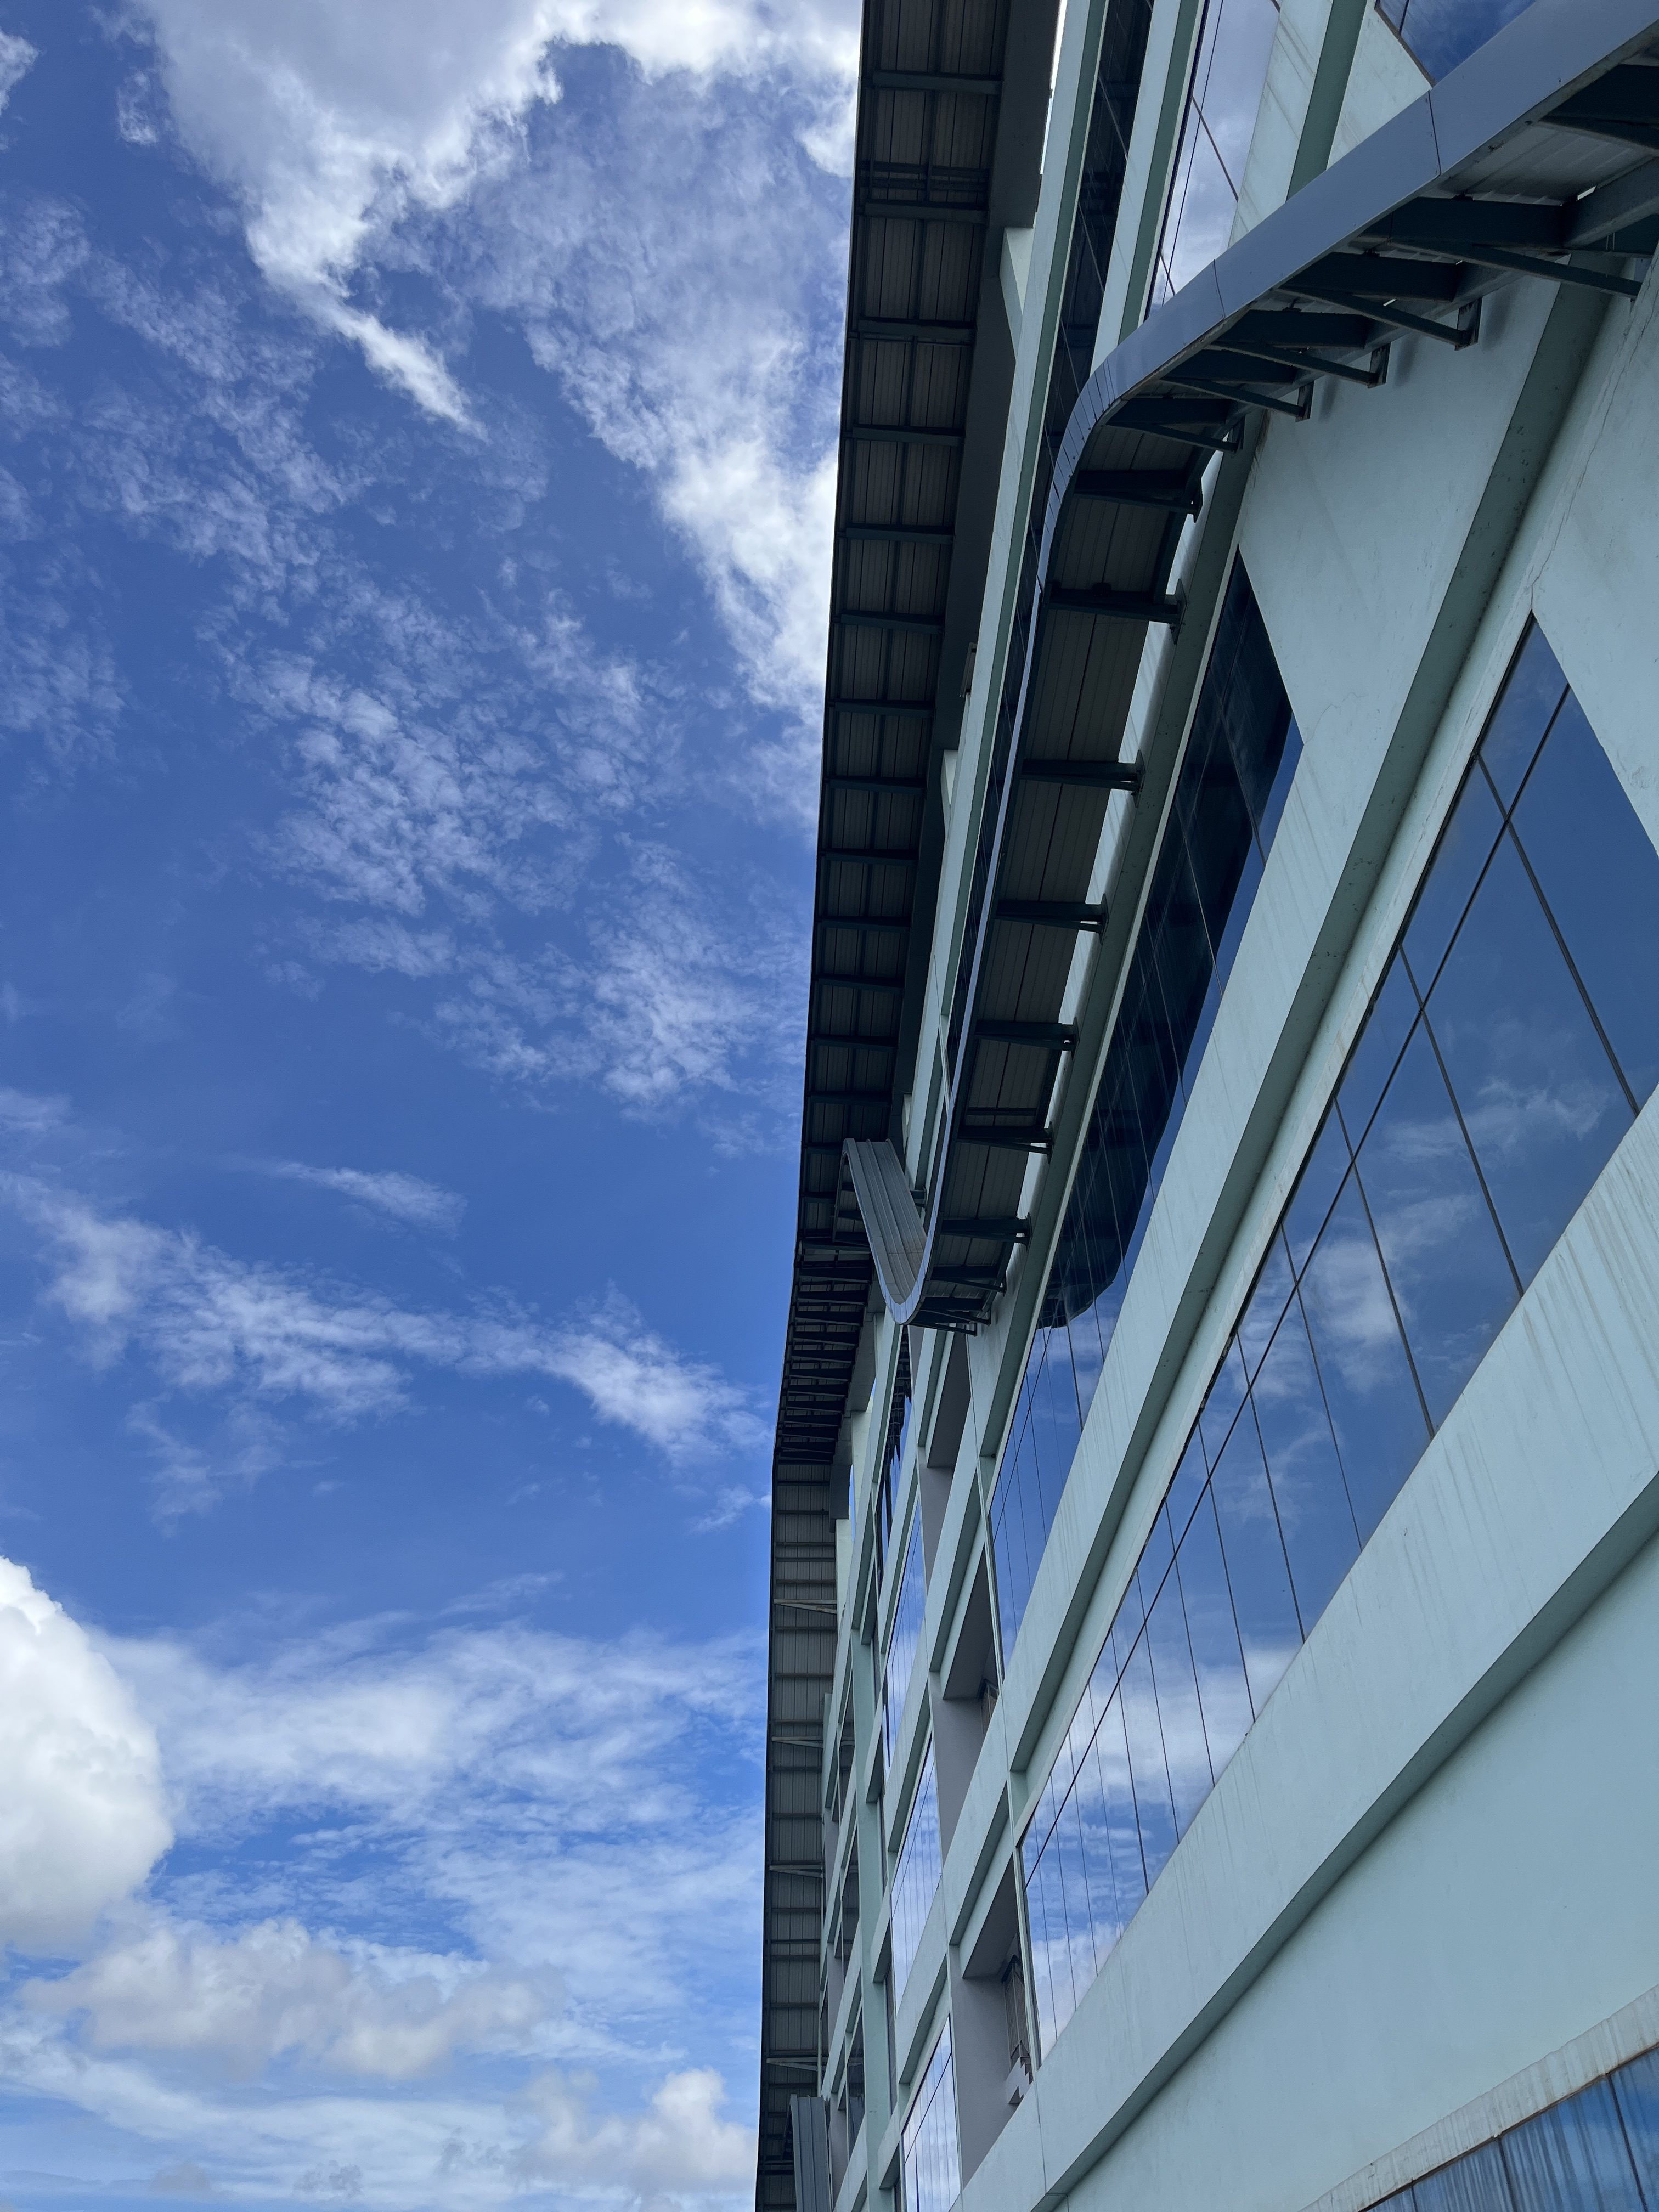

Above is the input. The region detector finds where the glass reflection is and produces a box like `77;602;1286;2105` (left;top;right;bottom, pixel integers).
1153;0;1283;304
1376;0;1541;84
1353;1022;1517;1425
990;562;1300;1658
1425;832;1629;1286
1019;622;1659;2058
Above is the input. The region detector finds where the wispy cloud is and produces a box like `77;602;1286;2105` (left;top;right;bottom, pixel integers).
258;1160;467;1234
5;1177;766;1460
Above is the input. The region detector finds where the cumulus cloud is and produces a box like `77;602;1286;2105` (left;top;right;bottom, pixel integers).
0;1555;172;1951
29;1915;553;2082
513;2064;752;2192
259;1161;466;1234
5;1178;765;1458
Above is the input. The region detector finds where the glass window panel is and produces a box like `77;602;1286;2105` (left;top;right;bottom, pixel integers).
1109;1565;1148;1677
1414;2143;1514;2212
1155;103;1233;302
1074;1734;1125;1963
1388;0;1539;82
1146;1569;1214;1833
1403;767;1506;1000
1210;1407;1302;1714
1286;1109;1352;1276
1175;1487;1254;1778
1220;612;1296;838
1238;1228;1295;1379
1192;0;1280;202
1481;625;1570;806
1153;836;1219;1055
1299;1172;1430;1542
1426;830;1631;1286
1612;2049;1659;2208
1119;1632;1179;1886
1094;1689;1150;1920
1054;1790;1098;1998
1355;1021;1517;1425
1022;1837;1058;2057
1502;2080;1645;2212
1167;1431;1210;1545
1036;1837;1076;2040
1251;1294;1361;1629
1514;690;1659;1107
1339;954;1420;1155
1181;738;1257;966
1138;1499;1176;1601
1200;1336;1250;1468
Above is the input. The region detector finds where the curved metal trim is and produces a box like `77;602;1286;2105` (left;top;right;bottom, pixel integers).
847;0;1659;1329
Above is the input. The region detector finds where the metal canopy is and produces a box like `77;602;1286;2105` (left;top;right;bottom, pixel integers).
843;0;1659;1333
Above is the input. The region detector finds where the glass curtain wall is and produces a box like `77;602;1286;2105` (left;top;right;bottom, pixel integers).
890;1746;943;1996
1150;0;1281;308
946;0;1156;1069
873;1333;913;1590
1369;2044;1659;2212
1020;624;1659;2057
900;2020;961;2212
883;1522;927;1770
1377;0;1538;83
991;562;1301;1658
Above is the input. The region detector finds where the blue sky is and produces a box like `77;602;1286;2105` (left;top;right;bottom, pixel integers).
0;3;855;2204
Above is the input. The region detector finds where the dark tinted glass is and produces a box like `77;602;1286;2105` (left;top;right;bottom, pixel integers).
1514;692;1659;1104
990;561;1299;1659
1426;831;1630;1285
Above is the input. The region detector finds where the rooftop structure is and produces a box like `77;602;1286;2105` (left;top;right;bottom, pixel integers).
757;7;1659;2212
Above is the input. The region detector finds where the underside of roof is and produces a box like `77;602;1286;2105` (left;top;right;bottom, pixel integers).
755;0;1057;2202
844;0;1659;1335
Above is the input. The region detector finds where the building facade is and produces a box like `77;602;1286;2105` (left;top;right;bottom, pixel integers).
756;7;1659;2212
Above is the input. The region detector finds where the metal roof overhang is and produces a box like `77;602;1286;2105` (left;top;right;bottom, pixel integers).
842;0;1659;1331
756;0;1059;2200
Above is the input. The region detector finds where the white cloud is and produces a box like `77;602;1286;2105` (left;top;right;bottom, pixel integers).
261;1161;466;1234
0;30;36;117
470;67;844;753
0;1594;763;2206
133;0;855;415
512;2064;752;2193
29;1915;553;2083
5;1178;765;1459
0;1555;172;1951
